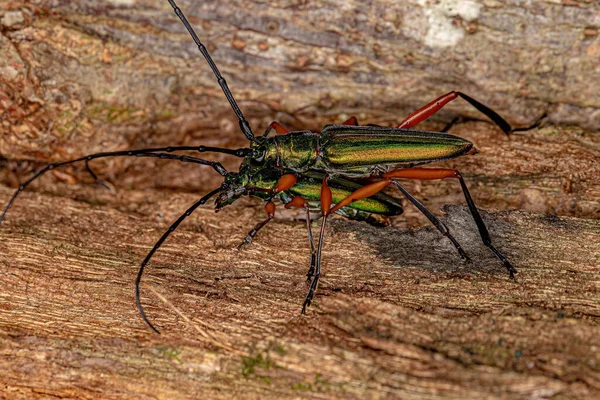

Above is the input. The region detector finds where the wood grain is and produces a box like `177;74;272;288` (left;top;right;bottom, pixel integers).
1;1;600;399
1;184;599;399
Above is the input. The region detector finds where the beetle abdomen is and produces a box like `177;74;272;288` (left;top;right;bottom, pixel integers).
319;124;473;176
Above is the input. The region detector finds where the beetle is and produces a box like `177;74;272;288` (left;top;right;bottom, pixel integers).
0;0;542;333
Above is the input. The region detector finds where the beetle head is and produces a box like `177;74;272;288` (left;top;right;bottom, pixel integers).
214;172;249;210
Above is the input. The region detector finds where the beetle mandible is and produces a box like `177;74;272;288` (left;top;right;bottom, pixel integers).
0;0;542;333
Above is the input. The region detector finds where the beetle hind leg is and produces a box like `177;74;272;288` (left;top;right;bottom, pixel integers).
384;168;516;278
391;181;470;262
323;168;513;277
397;91;515;134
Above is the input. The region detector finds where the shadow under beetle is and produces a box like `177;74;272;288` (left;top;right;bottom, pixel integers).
0;0;543;333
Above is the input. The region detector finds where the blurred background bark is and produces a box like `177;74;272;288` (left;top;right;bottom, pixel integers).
1;0;599;399
1;0;600;219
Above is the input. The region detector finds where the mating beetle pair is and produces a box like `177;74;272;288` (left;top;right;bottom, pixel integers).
1;0;540;333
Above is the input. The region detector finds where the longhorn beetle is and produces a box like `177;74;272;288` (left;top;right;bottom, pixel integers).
0;0;542;333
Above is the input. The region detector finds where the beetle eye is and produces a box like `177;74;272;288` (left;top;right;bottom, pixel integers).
252;149;265;162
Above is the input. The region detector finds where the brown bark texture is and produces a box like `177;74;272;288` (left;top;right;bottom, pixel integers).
1;0;600;399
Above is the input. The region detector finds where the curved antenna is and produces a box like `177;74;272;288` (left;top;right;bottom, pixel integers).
135;186;222;334
166;0;255;142
0;145;249;224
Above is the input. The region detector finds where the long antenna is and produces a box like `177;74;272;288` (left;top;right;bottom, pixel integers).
167;0;255;142
0;145;248;224
136;186;222;333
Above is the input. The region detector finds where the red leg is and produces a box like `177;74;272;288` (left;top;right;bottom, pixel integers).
342;116;358;126
396;91;512;134
324;167;515;278
328;169;461;216
263;121;291;137
383;168;458;180
324;170;468;260
273;174;297;193
329;179;392;214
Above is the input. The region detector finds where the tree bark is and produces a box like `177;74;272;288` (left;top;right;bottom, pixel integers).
1;0;600;399
1;0;600;162
1;185;600;399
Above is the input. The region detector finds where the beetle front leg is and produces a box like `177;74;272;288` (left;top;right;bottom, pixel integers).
285;196;317;281
342;116;359;126
384;168;517;279
237;202;276;249
263;121;290;137
302;177;332;313
239;174;298;249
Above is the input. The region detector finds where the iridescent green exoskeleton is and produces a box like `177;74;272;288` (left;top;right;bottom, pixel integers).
0;0;544;333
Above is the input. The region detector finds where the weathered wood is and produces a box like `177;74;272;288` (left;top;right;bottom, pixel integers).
0;183;599;399
1;0;600;398
1;0;600;163
2;0;600;219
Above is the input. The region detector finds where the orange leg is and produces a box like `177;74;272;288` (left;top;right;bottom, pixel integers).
302;177;332;312
239;174;297;249
389;168;515;277
326;170;469;260
263;121;291;137
238;202;276;249
396;91;512;134
246;174;297;195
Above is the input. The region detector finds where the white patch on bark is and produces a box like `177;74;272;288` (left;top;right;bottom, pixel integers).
410;0;482;48
1;11;25;27
108;0;136;6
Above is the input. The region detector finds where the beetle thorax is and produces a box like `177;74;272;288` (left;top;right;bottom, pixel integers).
272;131;320;172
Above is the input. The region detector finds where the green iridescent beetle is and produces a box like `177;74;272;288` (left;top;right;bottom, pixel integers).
0;0;542;333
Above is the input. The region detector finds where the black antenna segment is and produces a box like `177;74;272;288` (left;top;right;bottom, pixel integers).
167;0;255;142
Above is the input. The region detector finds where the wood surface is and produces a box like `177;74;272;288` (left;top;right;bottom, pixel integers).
1;0;600;399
